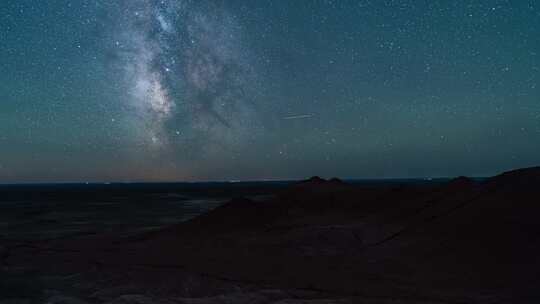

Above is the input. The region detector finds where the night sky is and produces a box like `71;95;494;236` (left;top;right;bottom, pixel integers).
1;1;539;182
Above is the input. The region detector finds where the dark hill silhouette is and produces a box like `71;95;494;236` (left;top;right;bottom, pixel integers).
4;166;540;303
485;166;540;192
300;176;326;184
447;175;475;188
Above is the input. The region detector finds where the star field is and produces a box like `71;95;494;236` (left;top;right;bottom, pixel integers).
0;0;539;182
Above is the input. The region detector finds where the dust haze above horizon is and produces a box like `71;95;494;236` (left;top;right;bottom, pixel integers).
1;0;539;182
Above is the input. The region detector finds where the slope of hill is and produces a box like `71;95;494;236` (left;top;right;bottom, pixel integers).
3;168;540;303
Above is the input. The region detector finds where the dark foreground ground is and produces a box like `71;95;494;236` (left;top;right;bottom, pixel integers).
2;168;540;303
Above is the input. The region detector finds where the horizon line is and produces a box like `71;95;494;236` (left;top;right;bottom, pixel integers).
0;176;485;186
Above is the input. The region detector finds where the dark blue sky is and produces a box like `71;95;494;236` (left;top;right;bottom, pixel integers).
1;1;539;182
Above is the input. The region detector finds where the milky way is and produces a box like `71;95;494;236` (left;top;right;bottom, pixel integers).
115;0;261;165
1;1;539;182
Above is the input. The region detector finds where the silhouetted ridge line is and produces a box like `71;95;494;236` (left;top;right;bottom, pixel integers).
486;166;540;191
